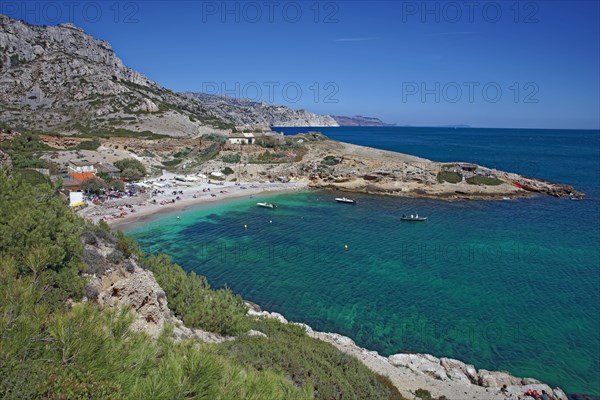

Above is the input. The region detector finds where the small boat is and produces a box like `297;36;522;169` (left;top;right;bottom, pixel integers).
335;197;356;204
401;214;427;222
257;202;277;209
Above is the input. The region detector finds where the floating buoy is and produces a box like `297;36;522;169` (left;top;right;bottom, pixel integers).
269;220;273;224
176;216;180;220
344;244;349;251
244;224;248;230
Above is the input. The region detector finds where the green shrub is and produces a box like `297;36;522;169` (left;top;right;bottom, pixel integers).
0;175;310;400
197;143;221;163
114;158;146;180
415;388;433;399
250;151;288;164
321;155;340;167
114;158;146;174
222;153;241;163
466;175;503;186
143;254;252;336
162;158;182;167
222;167;234;176
115;231;143;258
436;171;462;184
255;136;278;148
16;169;48;185
75;139;101;151
81;177;106;195
0;132;51;169
0;279;307;400
0;174;85;307
218;317;406;400
173;148;192;158
202;133;228;144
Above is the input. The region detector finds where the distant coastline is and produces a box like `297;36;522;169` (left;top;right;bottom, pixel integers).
331;115;396;127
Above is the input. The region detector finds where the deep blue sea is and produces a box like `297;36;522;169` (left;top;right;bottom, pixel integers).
129;127;600;395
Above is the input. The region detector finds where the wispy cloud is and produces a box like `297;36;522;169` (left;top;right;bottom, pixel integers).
427;31;480;37
334;37;377;42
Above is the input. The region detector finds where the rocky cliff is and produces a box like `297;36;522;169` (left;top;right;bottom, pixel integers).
0;15;337;136
183;93;339;128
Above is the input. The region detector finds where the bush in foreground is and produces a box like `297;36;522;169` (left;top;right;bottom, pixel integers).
218;318;406;400
0;174;310;400
0;173;405;400
144;254;252;336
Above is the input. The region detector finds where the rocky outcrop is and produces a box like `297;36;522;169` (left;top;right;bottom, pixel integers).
496;170;584;198
80;229;233;342
184;92;339;129
300;140;584;200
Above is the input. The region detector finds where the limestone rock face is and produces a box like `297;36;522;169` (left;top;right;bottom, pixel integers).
133;98;159;113
80;229;233;342
184;92;339;129
0;15;338;136
477;369;523;387
93;265;168;338
81;231;170;338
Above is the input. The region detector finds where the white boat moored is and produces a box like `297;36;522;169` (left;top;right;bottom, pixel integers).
257;202;277;209
335;197;356;204
401;214;427;221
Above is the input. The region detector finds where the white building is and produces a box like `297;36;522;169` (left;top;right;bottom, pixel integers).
68;160;97;174
228;132;255;145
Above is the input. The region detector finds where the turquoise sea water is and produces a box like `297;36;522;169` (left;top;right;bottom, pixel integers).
128;127;600;395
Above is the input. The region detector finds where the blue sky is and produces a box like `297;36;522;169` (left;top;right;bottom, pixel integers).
2;0;599;129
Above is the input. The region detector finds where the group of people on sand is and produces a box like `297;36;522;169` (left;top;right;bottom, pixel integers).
500;385;554;400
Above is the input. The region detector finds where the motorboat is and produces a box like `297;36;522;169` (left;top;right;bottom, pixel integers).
335;197;356;204
257;202;277;209
401;214;427;221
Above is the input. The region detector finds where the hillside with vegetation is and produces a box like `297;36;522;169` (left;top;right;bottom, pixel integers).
0;170;404;400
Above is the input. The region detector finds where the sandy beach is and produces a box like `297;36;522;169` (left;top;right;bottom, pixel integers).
77;171;308;230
